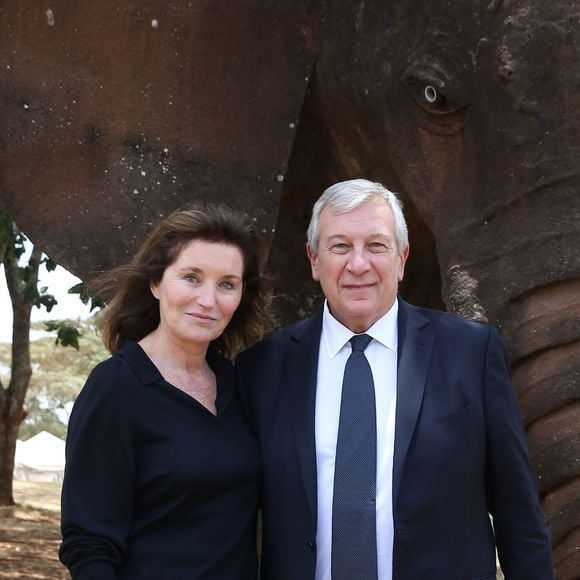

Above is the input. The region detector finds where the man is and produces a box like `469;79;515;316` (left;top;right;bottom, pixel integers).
236;178;554;579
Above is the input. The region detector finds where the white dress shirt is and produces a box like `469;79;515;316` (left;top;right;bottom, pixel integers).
314;300;398;580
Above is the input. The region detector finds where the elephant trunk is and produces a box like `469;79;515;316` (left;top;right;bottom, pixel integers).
502;278;580;580
442;265;580;579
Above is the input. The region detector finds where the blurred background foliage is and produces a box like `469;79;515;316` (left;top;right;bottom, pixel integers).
0;318;108;440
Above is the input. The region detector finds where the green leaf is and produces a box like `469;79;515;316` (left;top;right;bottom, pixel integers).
38;293;58;312
44;320;82;350
67;282;88;303
44;257;57;272
68;282;105;312
43;320;60;332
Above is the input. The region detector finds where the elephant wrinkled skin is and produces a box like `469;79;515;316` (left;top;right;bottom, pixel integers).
0;1;578;577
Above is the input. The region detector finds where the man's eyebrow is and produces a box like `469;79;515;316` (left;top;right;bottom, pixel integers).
324;233;390;241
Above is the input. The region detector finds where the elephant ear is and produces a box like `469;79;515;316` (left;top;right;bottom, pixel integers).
0;1;319;282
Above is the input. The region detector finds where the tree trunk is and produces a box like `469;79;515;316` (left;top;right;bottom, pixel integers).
0;245;41;505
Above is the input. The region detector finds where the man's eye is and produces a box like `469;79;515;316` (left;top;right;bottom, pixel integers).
368;242;387;252
330;243;350;254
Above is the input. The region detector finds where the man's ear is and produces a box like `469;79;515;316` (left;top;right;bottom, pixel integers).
306;242;320;282
398;245;410;282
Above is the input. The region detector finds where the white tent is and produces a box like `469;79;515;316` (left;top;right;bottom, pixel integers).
14;430;66;483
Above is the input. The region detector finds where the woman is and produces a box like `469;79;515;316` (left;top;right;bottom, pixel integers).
59;204;271;579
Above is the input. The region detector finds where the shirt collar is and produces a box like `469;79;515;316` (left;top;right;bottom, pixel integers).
321;298;399;358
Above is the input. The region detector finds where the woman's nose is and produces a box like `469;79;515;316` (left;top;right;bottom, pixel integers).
197;284;217;307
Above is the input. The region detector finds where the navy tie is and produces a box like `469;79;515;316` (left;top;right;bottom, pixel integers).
332;333;378;579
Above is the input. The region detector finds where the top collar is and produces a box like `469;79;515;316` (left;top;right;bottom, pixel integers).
118;340;234;413
321;298;399;359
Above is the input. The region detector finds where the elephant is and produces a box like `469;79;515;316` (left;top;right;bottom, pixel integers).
0;1;578;577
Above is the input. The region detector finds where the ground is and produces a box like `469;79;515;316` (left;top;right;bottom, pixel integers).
0;481;506;579
0;481;69;579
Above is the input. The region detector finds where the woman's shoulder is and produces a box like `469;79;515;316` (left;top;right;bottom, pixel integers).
81;340;161;399
88;341;134;377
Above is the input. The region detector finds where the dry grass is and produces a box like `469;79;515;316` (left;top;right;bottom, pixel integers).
13;481;62;513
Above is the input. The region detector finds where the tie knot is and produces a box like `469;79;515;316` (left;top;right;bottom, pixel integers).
350;333;372;352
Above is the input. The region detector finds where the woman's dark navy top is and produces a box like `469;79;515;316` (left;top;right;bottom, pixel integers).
59;340;260;579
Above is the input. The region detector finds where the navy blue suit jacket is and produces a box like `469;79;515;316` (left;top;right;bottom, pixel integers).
236;298;554;580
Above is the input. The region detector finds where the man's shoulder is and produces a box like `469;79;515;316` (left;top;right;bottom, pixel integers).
401;299;493;337
238;312;321;360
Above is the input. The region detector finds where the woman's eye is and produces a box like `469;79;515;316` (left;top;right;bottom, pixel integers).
220;279;242;291
185;274;200;283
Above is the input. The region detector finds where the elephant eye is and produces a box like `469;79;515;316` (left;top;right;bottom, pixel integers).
406;76;462;114
424;85;443;106
404;70;469;136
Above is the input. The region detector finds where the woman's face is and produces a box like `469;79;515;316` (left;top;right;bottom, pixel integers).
151;239;244;346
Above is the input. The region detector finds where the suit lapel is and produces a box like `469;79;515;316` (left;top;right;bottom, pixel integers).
283;303;433;519
286;311;322;520
393;299;433;508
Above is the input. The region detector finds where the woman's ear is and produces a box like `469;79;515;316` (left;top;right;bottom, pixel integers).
150;280;160;300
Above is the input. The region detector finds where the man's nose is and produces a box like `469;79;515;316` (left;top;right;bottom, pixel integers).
347;248;370;274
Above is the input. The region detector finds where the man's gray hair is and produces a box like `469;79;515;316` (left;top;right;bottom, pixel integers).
307;178;409;252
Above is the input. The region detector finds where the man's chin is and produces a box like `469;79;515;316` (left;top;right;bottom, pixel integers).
339;308;378;332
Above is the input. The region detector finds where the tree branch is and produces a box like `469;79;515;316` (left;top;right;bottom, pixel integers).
5;246;41;404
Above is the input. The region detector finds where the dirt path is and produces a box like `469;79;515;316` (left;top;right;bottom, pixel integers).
1;481;506;578
0;481;69;579
0;505;69;579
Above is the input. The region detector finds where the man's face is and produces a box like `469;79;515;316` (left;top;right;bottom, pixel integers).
307;198;409;333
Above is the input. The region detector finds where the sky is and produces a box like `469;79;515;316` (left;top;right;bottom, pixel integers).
0;258;94;344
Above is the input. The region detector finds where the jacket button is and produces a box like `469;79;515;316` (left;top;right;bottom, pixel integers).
307;541;315;552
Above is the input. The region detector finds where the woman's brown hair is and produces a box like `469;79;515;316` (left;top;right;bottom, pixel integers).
94;204;272;358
